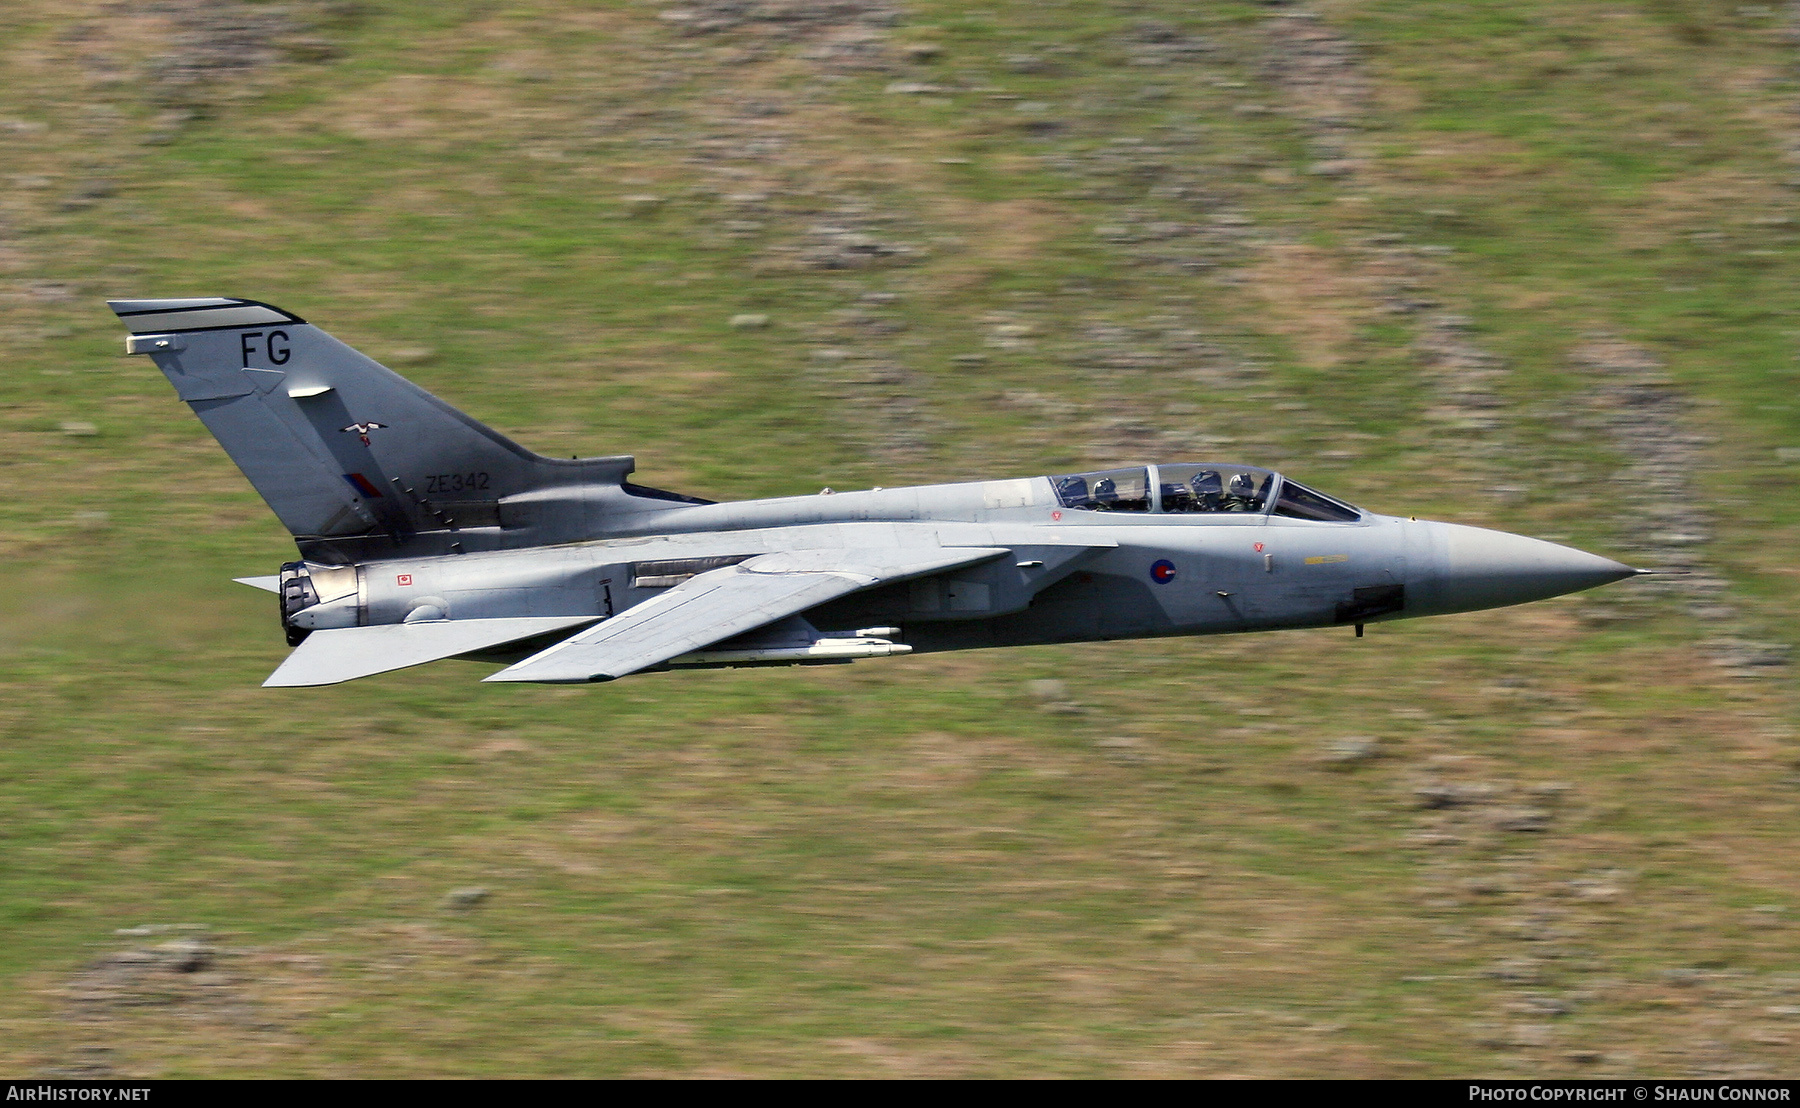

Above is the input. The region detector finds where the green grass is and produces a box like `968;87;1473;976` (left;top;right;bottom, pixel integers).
0;0;1796;1078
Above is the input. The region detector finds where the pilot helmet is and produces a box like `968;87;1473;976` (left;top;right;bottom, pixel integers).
1191;470;1223;494
1092;477;1118;501
1227;472;1258;498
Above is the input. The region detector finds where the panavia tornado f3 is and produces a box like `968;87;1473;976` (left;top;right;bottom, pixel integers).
109;298;1643;688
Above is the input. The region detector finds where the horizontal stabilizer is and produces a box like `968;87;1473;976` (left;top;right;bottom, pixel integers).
486;546;1009;684
265;615;597;688
234;576;282;594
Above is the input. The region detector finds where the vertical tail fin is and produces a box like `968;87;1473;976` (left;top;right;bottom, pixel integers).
110;298;689;561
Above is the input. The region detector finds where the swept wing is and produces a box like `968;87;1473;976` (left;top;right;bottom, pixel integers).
485;546;1009;684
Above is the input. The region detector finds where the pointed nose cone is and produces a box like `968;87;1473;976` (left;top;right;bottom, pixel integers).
1411;522;1637;617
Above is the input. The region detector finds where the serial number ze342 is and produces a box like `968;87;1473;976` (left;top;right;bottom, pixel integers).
425;472;490;494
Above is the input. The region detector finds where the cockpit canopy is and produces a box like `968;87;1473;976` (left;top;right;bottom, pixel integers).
1050;464;1362;522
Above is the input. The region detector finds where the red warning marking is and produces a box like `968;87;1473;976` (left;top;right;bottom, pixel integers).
1254;542;1265;553
396;574;413;586
1052;510;1063;522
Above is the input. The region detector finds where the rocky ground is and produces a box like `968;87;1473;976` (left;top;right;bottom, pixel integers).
1;0;1797;1078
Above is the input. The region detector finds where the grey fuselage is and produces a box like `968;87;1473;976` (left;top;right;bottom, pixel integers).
104;298;1636;683
304;473;1631;665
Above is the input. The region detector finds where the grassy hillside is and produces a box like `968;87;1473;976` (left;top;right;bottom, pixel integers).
1;0;1796;1076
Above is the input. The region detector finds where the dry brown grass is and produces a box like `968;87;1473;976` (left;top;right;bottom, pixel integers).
1241;243;1380;370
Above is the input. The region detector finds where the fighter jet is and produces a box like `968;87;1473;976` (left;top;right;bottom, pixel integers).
107;298;1642;687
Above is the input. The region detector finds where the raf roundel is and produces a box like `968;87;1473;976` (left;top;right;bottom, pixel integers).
1150;559;1177;585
